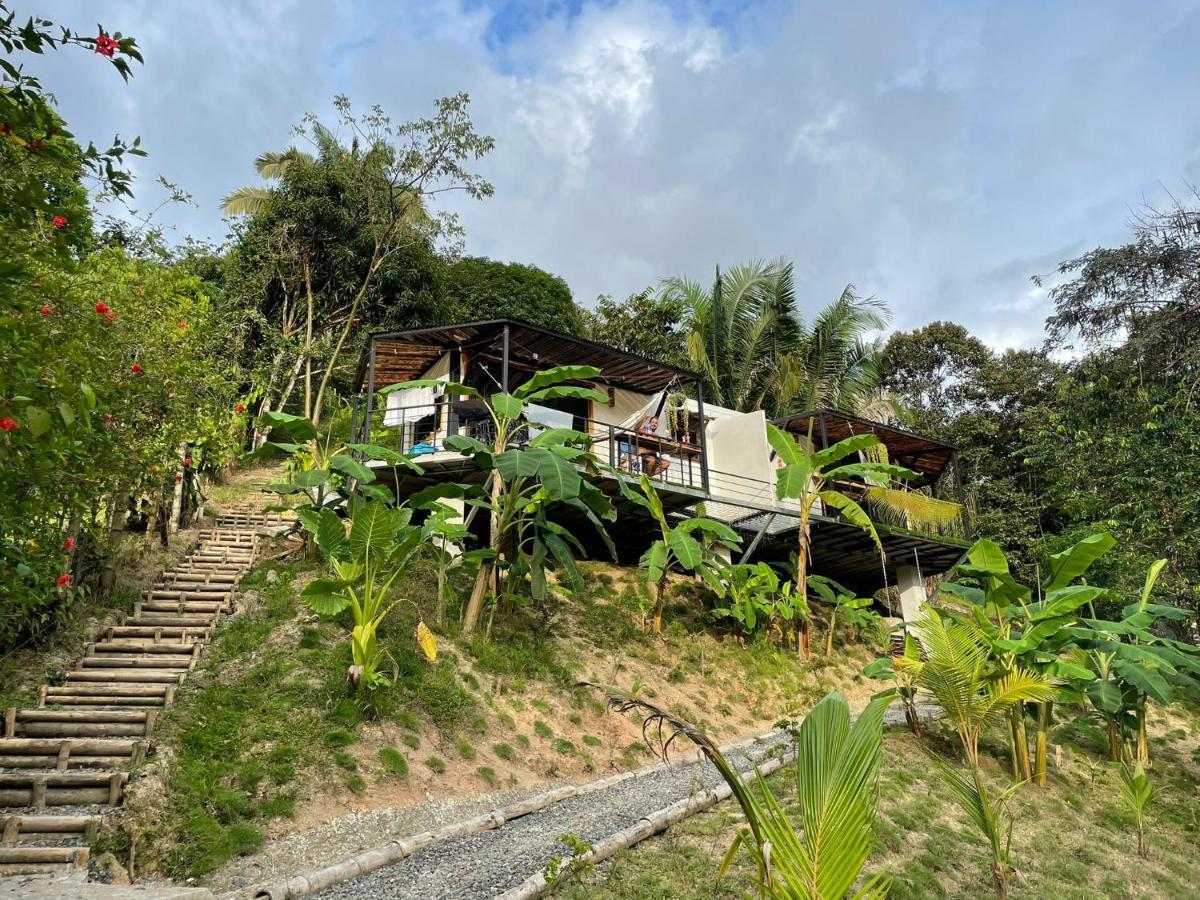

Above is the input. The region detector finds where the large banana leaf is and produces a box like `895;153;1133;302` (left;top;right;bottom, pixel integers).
810;432;882;469
1044;532;1116;591
511;365;602;398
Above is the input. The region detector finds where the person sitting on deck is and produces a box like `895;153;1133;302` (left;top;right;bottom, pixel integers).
637;416;672;478
408;431;439;457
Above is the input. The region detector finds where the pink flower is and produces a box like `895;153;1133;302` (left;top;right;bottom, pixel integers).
52;215;68;229
94;34;118;58
56;574;71;586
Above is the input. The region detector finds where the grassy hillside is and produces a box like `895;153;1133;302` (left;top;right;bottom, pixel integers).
562;704;1200;899
122;550;883;881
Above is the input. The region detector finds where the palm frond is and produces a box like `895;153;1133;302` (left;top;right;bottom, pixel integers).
221;185;275;216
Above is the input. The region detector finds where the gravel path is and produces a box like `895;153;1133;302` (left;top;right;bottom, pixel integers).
313;706;924;900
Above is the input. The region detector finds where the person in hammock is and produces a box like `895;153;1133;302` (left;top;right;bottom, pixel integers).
637;416;672;477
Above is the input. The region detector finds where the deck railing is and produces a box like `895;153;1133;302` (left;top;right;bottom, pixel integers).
363;402;708;491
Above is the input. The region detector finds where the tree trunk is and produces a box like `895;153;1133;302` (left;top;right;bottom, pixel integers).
302;256;315;421
1033;700;1052;786
1135;704;1149;765
1107;716;1123;762
824;610;836;656
651;576;667;635
312;254;382;429
796;507;811;660
1010;705;1032;782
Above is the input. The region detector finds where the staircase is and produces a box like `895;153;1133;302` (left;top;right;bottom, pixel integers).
0;512;289;879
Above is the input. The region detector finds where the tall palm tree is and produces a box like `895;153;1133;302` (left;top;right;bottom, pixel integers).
221;147;314;216
662;260;891;418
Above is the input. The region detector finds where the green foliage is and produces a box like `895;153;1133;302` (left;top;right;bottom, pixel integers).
302;501;427;691
582;289;690;369
1117;762;1155;858
662;260;890;418
378;746;409;777
493;742;515;761
543;833;596;890
424;756;447;774
443;256;581;334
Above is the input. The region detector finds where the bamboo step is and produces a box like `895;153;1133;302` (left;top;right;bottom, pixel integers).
0;771;126;807
0;844;89;874
42;684;174;709
107;626;212;641
66;669;184;684
78;656;190;670
121;614;217;629
0;813;99;842
5;708;157;738
0;738;142;772
136;601;225;616
158;573;238;586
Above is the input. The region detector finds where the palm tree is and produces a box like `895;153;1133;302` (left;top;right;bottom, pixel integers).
221;147;314;215
661;260;891;418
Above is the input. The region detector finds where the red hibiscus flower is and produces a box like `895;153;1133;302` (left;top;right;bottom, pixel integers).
130;363;144;375
94;34;118;58
56;574;71;586
52;215;68;229
0;417;16;432
64;537;75;551
177;321;187;330
235;402;246;414
41;306;53;316
95;301;110;315
183;456;192;468
105;310;116;320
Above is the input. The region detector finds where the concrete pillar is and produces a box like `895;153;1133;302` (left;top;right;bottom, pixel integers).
896;565;926;624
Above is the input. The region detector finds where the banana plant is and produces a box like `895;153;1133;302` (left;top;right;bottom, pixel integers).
936;533;1112;784
381;365;615;636
245;409;420;555
808;575;878;656
766;423;941;658
300;501;428;691
618;474;738;634
1066;558;1200;764
409;487;489;626
711;562;778;636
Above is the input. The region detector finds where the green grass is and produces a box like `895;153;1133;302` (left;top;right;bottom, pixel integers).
401;733;421;750
476;766;498;787
455;739;477;760
534;720;553;739
552;738;576;755
515;734;531;749
378;747;408;778
156;561;342;879
568;716;1200;900
583;735;603;748
424;756;447;774
493;742;515;761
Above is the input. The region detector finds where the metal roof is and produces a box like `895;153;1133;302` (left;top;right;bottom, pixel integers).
358;319;699;394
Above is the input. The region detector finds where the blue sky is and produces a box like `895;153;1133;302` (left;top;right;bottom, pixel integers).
29;0;1200;348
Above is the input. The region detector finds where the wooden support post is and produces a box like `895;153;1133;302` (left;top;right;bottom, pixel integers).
107;773;123;806
31;776;46;808
4;707;14;737
2;815;19;843
56;742;70;772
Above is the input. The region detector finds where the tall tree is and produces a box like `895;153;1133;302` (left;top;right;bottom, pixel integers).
442;256;582;334
224;94;494;430
661;260;890;417
582;289;689;369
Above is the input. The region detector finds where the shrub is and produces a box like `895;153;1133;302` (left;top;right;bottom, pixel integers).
552;738;576;755
476;766;498;787
401;733;420;750
378;747;409;778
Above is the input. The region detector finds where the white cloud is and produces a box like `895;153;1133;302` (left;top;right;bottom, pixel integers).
28;0;1200;350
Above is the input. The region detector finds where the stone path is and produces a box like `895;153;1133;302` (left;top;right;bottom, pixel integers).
309;706;925;900
0;512;286;881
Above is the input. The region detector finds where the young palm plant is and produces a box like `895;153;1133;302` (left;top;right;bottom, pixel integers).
1118;762;1155;858
896;610;1055;898
597;685;894;899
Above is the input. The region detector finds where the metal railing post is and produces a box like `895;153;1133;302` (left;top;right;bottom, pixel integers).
608;424;616;469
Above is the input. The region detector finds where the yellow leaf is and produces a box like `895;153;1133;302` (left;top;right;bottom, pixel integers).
416;621;437;662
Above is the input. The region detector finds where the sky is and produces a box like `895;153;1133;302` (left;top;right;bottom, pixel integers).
27;0;1200;349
